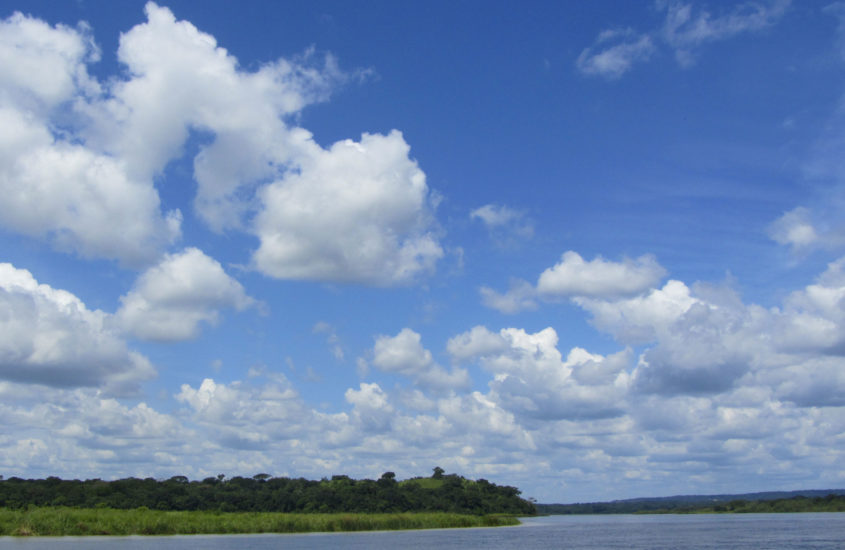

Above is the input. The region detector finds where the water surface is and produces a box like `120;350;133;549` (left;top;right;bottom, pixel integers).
2;513;844;549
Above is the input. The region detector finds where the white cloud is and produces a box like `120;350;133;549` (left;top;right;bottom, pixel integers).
116;248;255;341
775;256;845;353
372;328;470;391
447;325;510;362
92;4;442;285
345;382;395;432
253;131;443;286
449;326;630;421
0;263;154;394
577;30;655;79
0;10;181;266
81;3;341;229
537;251;666;299
575;279;699;344
0;11;99;111
480;251;666;314
176;375;308;449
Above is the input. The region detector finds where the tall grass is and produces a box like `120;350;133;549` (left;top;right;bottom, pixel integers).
0;507;520;536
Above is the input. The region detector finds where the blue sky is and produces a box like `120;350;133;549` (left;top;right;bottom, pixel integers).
2;0;845;503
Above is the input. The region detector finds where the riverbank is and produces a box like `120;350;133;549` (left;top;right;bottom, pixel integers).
0;507;520;536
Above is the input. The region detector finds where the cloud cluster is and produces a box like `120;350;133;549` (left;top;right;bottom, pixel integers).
5;251;845;499
577;1;790;79
1;3;443;285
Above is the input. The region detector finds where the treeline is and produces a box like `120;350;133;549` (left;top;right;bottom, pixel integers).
537;493;845;515
679;494;845;514
0;470;535;516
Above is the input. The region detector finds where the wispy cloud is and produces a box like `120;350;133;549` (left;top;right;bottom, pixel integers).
577;0;790;78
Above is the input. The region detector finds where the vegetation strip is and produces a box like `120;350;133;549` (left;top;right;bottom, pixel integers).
0;470;535;516
0;508;521;537
537;493;845;515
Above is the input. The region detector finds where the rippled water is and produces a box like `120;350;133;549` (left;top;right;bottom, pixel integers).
2;513;844;549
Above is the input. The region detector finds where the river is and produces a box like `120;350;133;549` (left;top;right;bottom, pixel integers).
1;513;844;549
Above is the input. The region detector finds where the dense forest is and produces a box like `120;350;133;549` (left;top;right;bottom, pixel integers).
0;469;536;516
537;491;845;515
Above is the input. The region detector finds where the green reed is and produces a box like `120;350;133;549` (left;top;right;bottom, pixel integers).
0;507;520;536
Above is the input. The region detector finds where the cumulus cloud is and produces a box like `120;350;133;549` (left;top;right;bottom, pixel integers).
577;0;789;78
538;251;666;299
345;382;395;432
99;4;442;285
776;256;845;353
0;263;154;394
372;328;470;391
480;251;667;314
575;279;699;344
253;131;443;286
81;3;342;229
449;326;630;420
116;248;255;341
176;375;308;449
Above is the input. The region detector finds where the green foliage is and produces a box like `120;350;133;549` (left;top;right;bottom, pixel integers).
0;470;535;517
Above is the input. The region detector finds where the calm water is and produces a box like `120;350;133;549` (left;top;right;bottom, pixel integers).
1;513;844;549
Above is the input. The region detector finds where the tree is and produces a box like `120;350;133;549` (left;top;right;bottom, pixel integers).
432;466;444;479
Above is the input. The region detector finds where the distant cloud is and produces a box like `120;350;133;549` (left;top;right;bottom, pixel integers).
825;2;845;60
116;248;255;341
662;0;790;65
470;204;534;246
577;0;790;78
313;321;344;361
768;207;819;252
479;279;538;314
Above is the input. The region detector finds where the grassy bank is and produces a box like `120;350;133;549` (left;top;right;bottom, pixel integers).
0;507;520;536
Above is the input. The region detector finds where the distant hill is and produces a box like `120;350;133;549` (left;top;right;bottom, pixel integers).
538;489;845;515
